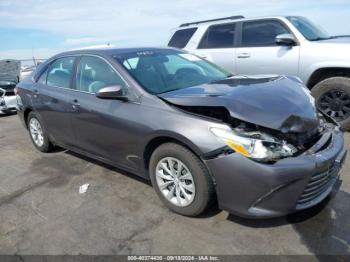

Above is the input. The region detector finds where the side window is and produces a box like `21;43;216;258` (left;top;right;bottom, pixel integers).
198;23;236;49
242;20;289;47
168;28;197;49
47;57;75;88
123;57;139;70
37;68;48;85
76;56;126;93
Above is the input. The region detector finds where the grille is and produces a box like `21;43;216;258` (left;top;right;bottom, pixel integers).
297;163;336;205
0;85;15;97
4;90;15;96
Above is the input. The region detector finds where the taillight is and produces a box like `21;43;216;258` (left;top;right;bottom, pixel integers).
14;86;19;95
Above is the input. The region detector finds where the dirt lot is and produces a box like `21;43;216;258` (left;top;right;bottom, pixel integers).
0;113;349;255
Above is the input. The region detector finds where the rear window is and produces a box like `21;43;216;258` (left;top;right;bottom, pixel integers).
198;23;236;49
168;28;197;48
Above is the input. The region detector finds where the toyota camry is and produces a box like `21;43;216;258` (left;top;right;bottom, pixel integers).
16;48;347;218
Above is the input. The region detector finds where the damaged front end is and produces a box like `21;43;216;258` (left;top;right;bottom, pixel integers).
0;87;17;112
0;60;21;113
175;104;334;163
158;75;340;163
209;124;298;163
209;113;337;163
157;75;345;217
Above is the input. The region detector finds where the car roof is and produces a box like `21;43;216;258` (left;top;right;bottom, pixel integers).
54;47;180;58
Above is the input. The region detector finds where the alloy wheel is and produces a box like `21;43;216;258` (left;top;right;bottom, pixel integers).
29;118;44;147
155;157;195;207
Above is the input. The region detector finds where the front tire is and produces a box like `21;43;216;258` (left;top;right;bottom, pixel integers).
27;111;53;152
311;77;350;130
149;143;215;216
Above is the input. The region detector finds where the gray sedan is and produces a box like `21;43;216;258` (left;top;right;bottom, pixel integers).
16;47;346;218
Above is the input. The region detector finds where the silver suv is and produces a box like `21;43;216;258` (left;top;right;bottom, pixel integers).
168;15;350;129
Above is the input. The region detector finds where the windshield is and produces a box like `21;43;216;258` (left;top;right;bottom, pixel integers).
287;16;330;41
0;80;16;86
114;50;231;94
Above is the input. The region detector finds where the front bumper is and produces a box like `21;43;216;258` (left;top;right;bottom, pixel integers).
204;128;346;218
0;94;17;112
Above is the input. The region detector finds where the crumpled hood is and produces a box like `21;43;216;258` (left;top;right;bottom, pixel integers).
0;59;21;85
158;75;319;134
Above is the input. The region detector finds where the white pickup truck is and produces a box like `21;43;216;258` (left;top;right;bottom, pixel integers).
168;15;350;129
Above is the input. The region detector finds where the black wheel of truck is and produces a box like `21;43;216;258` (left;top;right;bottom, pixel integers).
311;77;350;130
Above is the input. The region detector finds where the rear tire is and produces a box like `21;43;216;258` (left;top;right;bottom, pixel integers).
311;77;350;130
149;142;215;216
27;111;53;152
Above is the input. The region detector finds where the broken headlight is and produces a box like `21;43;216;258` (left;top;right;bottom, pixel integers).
210;127;297;162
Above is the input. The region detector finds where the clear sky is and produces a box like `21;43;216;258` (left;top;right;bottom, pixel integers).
1;0;350;60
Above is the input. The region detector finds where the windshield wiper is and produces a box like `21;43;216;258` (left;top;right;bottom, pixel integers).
158;75;234;94
309;36;332;41
208;74;234;84
329;35;350;39
157;88;183;94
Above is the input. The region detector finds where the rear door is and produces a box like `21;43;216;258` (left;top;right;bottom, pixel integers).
192;23;238;74
235;19;300;76
34;56;77;146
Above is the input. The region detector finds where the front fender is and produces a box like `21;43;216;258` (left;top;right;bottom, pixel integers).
302;63;350;85
143;130;207;157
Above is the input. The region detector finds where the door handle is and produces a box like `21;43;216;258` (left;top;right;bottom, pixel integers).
237;52;251;58
72;104;80;111
33;89;39;98
71;99;80;111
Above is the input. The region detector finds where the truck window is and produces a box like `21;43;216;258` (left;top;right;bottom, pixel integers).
198;23;236;49
241;20;289;47
168;28;197;48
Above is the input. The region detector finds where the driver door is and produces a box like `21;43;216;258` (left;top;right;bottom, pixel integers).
70;55;139;169
235;19;300;76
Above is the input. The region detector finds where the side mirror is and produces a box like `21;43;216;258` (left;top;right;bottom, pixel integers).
275;34;296;46
96;85;128;101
